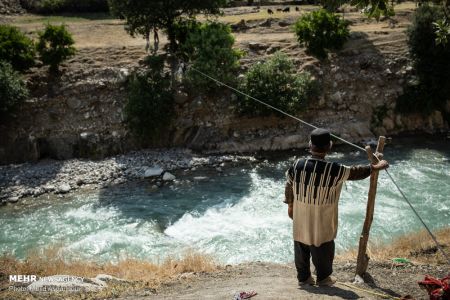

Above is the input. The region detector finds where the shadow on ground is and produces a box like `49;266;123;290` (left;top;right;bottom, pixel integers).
301;285;360;299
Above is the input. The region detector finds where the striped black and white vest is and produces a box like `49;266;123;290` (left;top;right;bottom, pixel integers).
286;158;351;246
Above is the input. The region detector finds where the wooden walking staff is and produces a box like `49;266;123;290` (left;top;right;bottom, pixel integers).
355;136;386;277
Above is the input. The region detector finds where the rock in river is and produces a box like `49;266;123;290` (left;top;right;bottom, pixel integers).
144;167;164;178
162;172;176;181
57;184;71;194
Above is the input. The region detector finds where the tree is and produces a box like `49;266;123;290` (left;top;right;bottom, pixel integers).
396;4;450;115
125;56;174;141
0;25;35;72
181;22;243;92
349;0;394;19
0;61;28;117
433;0;450;45
294;9;350;59
36;24;76;74
108;0;226;53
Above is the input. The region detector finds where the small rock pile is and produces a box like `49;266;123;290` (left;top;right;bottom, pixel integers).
0;148;255;204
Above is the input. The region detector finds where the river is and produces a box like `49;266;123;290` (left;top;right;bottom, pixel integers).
1;136;449;264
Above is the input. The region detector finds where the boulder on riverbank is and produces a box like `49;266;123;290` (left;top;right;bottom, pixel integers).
162;172;176;181
144;167;164;178
56;184;72;194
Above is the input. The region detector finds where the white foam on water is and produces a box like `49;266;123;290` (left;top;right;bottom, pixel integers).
1;143;448;263
165;171;292;263
59;197;180;261
64;203;119;221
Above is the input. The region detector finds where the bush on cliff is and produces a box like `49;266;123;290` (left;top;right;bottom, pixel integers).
125;56;174;141
294;9;350;59
172;19;202;55
238;52;319;117
0;25;35;72
0;61;28;117
396;5;450;116
180;21;243;93
37;24;76;74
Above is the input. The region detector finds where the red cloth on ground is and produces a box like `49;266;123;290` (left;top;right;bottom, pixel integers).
418;275;450;300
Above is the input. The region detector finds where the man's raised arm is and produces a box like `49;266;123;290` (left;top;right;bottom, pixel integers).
347;160;389;181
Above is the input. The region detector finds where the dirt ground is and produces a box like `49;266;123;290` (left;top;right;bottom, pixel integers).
118;261;448;299
3;3;447;300
1;2;415;71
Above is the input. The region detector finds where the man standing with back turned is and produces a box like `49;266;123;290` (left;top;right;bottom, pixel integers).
284;128;389;286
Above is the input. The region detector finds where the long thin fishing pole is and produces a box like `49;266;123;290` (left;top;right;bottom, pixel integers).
188;65;450;264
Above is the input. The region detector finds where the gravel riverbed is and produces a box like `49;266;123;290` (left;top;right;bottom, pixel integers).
0;148;256;204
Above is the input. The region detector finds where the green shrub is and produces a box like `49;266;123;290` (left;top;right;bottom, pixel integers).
0;25;35;72
181;22;243;93
396;5;450;115
20;0;109;13
0;61;28;117
238;52;319;117
36;24;76;73
351;0;394;20
172;19;202;57
125;56;174;140
294;9;350;59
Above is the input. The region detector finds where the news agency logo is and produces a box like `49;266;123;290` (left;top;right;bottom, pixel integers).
9;275;38;283
9;275;84;283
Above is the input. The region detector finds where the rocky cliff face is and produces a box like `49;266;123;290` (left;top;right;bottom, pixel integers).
167;32;448;155
0;11;448;165
0;67;133;164
0;0;24;15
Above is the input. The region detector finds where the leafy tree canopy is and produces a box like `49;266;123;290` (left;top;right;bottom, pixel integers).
433;0;449;45
36;24;76;73
0;25;35;72
349;0;394;19
181;21;243;92
0;61;28;117
108;0;226;51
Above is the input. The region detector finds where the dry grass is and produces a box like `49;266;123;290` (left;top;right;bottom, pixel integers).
212;6;315;24
0;245;217;299
5;2;417;50
337;227;450;265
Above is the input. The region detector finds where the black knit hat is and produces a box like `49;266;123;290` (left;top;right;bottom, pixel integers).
310;128;331;149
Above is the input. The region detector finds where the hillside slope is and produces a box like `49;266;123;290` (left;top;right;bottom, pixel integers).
0;3;448;164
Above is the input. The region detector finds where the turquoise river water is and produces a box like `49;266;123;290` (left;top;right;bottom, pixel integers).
1;137;449;264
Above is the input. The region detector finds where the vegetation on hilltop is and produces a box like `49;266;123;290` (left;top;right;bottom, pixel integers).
108;0;225;53
37;24;76;74
396;4;450;117
294;9;350;59
0;25;35;72
180;21;244;93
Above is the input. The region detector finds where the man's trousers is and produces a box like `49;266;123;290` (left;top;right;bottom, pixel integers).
294;240;335;282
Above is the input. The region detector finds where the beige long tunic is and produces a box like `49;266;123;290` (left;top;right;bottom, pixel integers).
285;158;371;247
